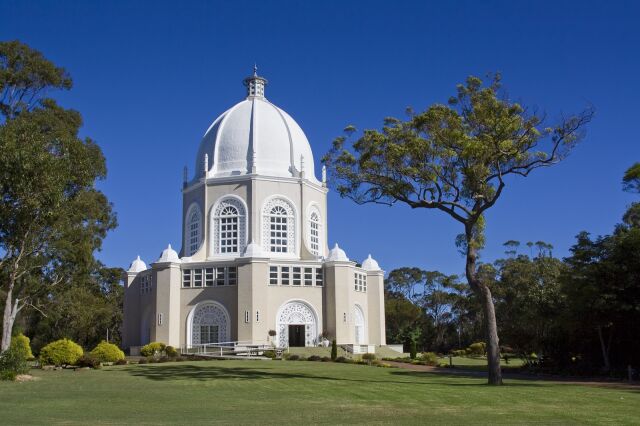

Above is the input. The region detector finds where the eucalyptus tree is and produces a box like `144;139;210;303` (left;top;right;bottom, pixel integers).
0;41;116;351
323;74;593;384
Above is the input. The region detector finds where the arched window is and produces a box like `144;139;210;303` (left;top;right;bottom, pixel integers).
185;204;201;256
189;302;230;346
262;198;295;254
212;197;246;255
354;305;366;345
308;206;321;256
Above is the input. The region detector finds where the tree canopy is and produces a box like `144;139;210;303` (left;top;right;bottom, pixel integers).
0;41;116;351
324;74;593;384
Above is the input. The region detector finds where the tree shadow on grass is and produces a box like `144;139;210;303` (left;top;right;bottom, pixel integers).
122;362;546;388
389;369;640;393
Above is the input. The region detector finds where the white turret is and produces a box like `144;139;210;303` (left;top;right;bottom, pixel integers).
362;254;381;271
127;255;147;273
156;244;180;263
327;243;349;262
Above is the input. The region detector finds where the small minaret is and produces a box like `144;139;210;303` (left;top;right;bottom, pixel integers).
203;153;208;178
243;65;267;98
183;166;188;188
322;165;327;186
300;155;305;179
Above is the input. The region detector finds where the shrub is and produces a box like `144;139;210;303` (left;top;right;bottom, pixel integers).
362;353;376;365
77;354;101;369
262;350;276;359
140;342;166;357
268;329;277;337
138;358;148;364
321;356;331;362
467;342;486;356
308;355;321;361
450;349;467;357
287;354;300;361
331;339;337;361
40;338;83;366
115;359;127;366
421;352;438;366
10;334;34;360
336;356;349;363
409;341;417;359
165;346;178;358
437;361;450;368
91;341;125;363
0;346;29;381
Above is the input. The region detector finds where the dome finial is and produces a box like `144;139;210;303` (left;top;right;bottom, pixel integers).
244;65;267;98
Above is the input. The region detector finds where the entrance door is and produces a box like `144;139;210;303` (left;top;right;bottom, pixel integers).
288;324;305;347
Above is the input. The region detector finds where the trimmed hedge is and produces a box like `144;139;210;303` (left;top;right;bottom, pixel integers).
165;346;178;357
40;338;83;366
10;334;34;360
91;341;125;363
77;354;102;369
140;342;166;357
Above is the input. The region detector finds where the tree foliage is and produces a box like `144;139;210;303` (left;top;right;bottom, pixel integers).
0;40;116;352
0;40;72;119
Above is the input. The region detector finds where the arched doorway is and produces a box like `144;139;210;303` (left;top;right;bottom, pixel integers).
276;300;318;347
187;301;230;346
354;305;366;345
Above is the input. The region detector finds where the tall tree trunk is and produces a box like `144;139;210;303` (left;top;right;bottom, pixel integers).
1;286;18;352
596;326;611;372
466;238;503;385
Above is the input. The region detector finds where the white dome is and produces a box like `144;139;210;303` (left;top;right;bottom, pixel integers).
127;255;147;273
327;243;349;262
195;71;317;183
156;244;180;263
362;254;381;271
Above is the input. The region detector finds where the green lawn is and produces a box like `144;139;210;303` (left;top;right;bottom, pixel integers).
1;360;638;425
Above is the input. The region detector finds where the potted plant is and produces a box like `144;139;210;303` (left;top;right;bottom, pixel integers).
268;329;277;346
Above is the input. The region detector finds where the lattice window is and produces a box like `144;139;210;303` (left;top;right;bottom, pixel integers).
191;303;228;345
182;266;238;287
186;205;201;256
262;198;295;254
304;267;313;286
213;198;246;255
139;274;153;294
354;272;367;292
315;268;323;286
281;266;290;285
309;209;321;256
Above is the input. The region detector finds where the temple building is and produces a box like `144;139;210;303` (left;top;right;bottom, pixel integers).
122;69;386;353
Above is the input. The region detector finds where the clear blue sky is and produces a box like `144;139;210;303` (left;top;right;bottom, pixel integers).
1;1;638;276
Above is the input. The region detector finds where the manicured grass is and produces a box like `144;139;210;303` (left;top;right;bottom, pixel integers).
439;356;525;370
1;360;638;424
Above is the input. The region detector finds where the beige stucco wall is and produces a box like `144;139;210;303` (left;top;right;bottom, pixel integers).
123;174;386;351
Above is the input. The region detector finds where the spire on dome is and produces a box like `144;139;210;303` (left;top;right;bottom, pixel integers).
243;65;267;98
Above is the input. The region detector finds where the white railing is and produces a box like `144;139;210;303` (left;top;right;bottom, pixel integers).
343;344;375;354
181;340;276;357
